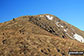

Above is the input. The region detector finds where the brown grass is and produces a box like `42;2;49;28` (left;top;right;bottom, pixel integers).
0;14;84;56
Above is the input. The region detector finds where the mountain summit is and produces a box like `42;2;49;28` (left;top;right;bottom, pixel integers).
0;14;84;56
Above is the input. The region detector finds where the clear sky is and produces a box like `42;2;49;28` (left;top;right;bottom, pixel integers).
0;0;84;30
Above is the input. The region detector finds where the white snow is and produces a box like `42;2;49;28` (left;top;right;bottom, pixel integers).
66;33;74;39
64;28;68;32
73;33;84;43
55;22;64;28
55;22;60;27
46;15;53;20
60;25;64;28
64;29;68;32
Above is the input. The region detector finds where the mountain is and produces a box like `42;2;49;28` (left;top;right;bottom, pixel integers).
0;14;84;56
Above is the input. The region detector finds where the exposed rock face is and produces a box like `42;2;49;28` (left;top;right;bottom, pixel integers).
0;14;84;56
28;14;84;43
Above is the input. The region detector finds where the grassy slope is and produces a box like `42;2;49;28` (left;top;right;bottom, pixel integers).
0;15;84;56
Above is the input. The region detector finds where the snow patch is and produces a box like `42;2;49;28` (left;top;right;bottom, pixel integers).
73;33;84;43
66;33;74;39
55;22;60;27
60;25;64;28
55;22;64;28
64;29;68;32
46;15;53;20
64;28;68;32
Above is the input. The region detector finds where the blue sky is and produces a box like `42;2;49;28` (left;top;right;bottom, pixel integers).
0;0;84;30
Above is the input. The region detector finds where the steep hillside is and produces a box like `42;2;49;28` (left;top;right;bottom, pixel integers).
0;14;84;56
27;14;84;43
